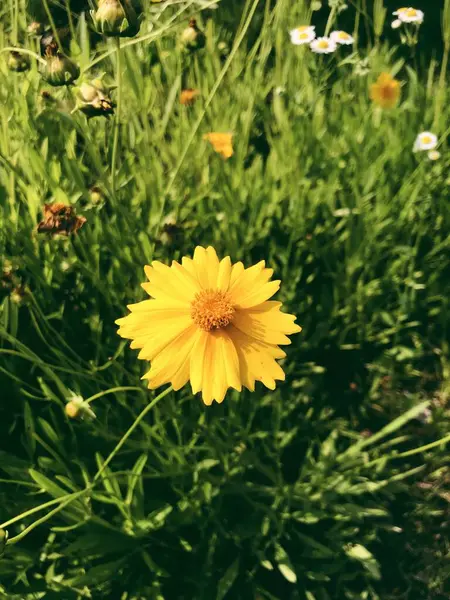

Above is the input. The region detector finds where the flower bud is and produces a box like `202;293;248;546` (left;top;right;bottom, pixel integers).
8;51;30;73
76;80;115;118
92;0;139;37
10;286;27;305
89;186;104;206
27;21;45;36
0;529;8;556
180;18;205;51
65;395;96;420
42;54;80;87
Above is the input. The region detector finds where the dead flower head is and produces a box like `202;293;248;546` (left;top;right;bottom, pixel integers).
37;203;86;236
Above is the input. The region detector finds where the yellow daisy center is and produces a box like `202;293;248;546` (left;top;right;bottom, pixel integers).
339;32;350;39
299;32;309;39
421;135;432;144
297;26;310;32
318;40;329;49
191;289;235;331
405;8;417;16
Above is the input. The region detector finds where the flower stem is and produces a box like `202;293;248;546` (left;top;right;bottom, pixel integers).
93;385;173;484
2;386;173;546
42;0;64;53
111;37;122;194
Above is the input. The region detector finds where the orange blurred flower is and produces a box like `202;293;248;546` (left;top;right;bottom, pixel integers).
370;73;401;109
203;132;233;159
180;88;200;105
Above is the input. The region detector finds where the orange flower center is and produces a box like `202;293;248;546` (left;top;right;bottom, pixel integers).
191;289;234;331
381;83;397;98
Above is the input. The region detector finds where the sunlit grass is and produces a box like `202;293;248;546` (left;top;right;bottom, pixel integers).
0;0;449;598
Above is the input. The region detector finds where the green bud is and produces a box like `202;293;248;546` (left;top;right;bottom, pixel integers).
92;0;139;38
42;54;80;87
0;529;8;556
76;80;115;118
180;18;206;51
8;51;30;73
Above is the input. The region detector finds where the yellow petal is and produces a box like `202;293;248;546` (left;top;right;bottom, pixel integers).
190;329;209;395
217;256;232;291
235;280;280;309
232;302;301;345
229;262;277;307
143;262;192;306
129;314;192;355
229;261;245;287
143;324;200;390
188;330;242;404
227;325;286;391
205;246;220;288
192;247;210;289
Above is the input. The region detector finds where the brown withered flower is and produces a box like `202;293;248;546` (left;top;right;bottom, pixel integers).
37;203;86;236
180;88;200;106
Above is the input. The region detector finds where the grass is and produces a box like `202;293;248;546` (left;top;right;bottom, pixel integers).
0;0;450;598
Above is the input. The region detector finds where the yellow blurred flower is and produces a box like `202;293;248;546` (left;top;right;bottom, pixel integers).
116;246;301;405
370;73;401;109
203;132;233;159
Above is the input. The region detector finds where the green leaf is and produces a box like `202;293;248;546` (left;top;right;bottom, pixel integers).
216;558;240;600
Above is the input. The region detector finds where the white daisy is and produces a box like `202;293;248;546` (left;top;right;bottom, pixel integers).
391;19;402;29
310;37;337;54
393;7;424;23
290;26;316;45
413;132;438;152
330;30;354;45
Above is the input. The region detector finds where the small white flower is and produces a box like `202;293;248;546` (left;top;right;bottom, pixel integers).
330;30;354;45
310;36;337;54
428;150;441;161
391;19;402;29
413;131;438;152
290;26;316;45
393;7;424;23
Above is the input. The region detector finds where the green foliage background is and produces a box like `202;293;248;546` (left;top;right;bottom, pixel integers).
0;0;449;598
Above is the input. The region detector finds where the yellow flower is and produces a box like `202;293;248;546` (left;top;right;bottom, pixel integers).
203;133;233;159
116;247;302;405
370;73;401;109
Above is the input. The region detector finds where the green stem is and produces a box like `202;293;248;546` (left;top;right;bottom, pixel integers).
324;5;337;37
85;386;145;405
111;38;122;194
6;491;86;546
0;47;46;65
0;490;84;530
93;385;173;483
433;42;449;130
2;386;173;546
42;0;64;53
